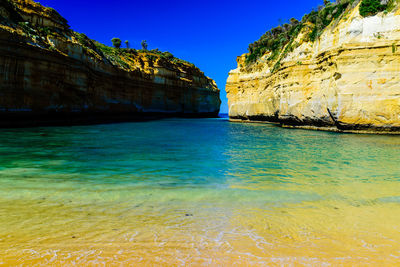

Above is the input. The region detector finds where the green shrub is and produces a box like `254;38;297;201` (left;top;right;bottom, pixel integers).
271;61;281;73
386;0;399;13
76;33;90;46
95;42;111;54
359;0;386;17
18;22;36;36
145;54;157;61
111;38;122;48
47;7;57;14
163;52;174;60
309;27;319;42
245;0;357;65
38;26;51;36
393;43;397;53
127;48;138;55
141;40;148;50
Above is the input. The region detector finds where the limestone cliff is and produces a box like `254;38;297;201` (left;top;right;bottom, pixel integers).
0;0;220;127
226;0;400;133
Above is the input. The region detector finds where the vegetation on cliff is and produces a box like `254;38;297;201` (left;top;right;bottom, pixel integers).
359;0;399;16
0;0;206;77
245;0;399;68
111;37;122;48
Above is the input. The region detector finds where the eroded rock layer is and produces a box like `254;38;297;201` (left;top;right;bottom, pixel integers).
226;3;400;133
0;0;220;127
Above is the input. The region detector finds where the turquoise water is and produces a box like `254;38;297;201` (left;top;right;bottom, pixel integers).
1;118;400;265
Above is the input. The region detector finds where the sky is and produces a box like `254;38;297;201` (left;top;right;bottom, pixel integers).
39;0;325;113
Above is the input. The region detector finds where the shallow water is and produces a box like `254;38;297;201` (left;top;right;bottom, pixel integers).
1;118;400;265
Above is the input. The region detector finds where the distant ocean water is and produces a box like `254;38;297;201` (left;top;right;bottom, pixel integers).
1;118;400;265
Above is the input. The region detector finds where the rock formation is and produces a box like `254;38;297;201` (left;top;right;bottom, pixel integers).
0;0;220;127
226;1;400;133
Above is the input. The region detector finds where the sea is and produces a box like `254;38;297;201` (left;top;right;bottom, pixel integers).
1;115;400;265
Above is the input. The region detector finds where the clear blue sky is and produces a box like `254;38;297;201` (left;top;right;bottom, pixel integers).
39;0;324;113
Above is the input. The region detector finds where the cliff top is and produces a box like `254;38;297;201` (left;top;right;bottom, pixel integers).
241;0;400;73
0;0;219;92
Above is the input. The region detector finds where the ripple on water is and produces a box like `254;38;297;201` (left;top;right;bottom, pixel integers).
0;118;400;265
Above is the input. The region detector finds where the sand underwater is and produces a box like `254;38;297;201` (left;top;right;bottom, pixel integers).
1;117;400;265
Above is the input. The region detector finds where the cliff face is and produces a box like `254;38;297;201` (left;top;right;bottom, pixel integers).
226;1;400;133
0;0;220;126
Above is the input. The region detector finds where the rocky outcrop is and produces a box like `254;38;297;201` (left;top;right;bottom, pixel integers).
226;2;400;133
0;0;220;127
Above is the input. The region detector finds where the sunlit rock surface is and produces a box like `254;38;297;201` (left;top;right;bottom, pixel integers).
226;3;400;133
0;0;220;126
